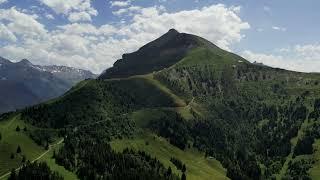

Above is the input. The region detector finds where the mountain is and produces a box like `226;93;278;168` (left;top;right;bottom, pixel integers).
2;29;320;180
99;29;247;79
0;57;96;113
39;65;96;85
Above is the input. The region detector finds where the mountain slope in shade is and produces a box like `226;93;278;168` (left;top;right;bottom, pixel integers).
0;57;96;113
99;29;202;79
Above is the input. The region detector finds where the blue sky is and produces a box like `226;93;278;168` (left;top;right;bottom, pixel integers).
0;0;319;73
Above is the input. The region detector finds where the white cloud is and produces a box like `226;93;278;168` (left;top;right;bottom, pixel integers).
0;4;249;74
68;11;92;22
0;7;47;38
113;4;249;50
0;23;17;42
110;1;131;8
39;0;97;22
0;0;7;4
45;13;54;19
242;44;320;72
112;6;142;16
272;26;286;32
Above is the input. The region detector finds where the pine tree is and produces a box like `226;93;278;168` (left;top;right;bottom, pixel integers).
167;167;172;177
10;153;15;159
182;164;186;173
16;145;21;154
52;150;56;158
22;155;26;163
181;173;186;180
45;143;49;150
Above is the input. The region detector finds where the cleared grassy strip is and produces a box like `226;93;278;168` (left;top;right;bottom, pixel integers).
105;74;187;107
111;132;228;180
142;74;187;107
39;143;78;180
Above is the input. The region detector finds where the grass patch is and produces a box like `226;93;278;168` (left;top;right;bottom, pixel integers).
0;116;44;176
39;143;78;180
111;132;228;180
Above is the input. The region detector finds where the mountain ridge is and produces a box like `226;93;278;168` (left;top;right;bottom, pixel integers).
0;57;97;114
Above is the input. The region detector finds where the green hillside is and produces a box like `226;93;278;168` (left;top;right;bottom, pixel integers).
0;115;44;176
2;30;320;180
111;132;227;180
0;115;76;180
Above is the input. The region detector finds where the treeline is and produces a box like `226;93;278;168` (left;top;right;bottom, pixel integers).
170;157;186;173
284;98;320;178
293;98;320;158
54;127;180;180
8;161;63;180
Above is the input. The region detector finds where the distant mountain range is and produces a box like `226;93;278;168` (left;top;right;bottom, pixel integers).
0;57;96;113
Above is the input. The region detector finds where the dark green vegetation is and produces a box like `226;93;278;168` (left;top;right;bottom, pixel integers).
2;29;320;179
8;161;63;180
55;127;180;180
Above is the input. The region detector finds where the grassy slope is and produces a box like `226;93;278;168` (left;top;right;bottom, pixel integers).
106;74;187;106
111;105;228;180
0;116;43;176
111;132;228;180
39;143;78;180
276;117;310;179
175;47;246;68
0;116;76;179
142;74;187;106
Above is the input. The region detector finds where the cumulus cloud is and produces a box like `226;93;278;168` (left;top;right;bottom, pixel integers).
242;44;320;72
0;4;249;73
110;1;131;8
39;0;97;22
0;7;47;38
112;4;249;50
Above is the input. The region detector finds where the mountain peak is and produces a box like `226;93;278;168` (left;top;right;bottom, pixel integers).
99;29;203;79
17;59;33;66
167;28;179;35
